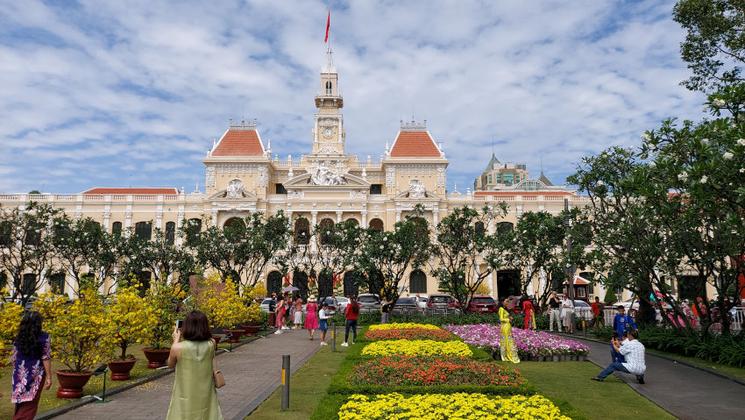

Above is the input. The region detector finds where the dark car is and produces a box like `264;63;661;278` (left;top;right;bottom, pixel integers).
466;296;498;313
357;293;381;313
427;294;460;314
392;296;420;315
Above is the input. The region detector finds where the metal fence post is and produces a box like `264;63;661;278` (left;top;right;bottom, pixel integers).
331;319;336;352
281;354;290;411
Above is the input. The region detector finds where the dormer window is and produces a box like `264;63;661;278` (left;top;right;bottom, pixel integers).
325;81;332;95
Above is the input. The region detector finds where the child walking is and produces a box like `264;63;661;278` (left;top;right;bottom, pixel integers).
318;304;330;346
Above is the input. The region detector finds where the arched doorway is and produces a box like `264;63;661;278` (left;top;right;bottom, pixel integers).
318;269;334;299
292;271;309;299
294;218;310;245
267;271;282;296
224;217;244;229
369;218;384;232
345;218;359;227
165;221;176;245
409;270;427;294
344;271;363;297
497;270;520;298
134;221;152;240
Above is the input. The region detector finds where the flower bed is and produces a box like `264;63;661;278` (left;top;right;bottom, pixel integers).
361;339;473;357
367;322;441;331
364;327;456;342
446;324;589;359
349;356;524;387
338;393;570;420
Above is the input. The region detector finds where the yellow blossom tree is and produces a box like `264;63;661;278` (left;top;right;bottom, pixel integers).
110;284;158;360
144;281;183;350
0;302;23;345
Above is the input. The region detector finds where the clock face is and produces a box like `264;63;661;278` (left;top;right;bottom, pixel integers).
322;127;334;139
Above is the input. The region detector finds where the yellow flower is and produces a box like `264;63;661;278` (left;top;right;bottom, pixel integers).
361;339;472;357
368;323;441;331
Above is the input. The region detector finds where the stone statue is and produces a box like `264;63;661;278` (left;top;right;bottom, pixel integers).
409;179;426;198
226;179;244;198
310;160;347;186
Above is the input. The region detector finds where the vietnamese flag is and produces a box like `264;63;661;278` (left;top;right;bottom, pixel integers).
324;10;330;43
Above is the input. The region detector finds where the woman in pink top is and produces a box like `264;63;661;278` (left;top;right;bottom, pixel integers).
304;296;320;340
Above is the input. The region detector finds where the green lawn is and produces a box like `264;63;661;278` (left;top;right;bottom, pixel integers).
517;361;674;420
246;329;675;420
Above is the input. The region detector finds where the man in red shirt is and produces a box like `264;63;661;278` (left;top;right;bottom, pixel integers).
342;296;360;347
591;296;604;330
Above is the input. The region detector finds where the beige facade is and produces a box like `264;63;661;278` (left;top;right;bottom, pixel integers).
1;49;604;301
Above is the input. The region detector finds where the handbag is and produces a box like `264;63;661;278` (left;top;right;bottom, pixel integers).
213;370;225;389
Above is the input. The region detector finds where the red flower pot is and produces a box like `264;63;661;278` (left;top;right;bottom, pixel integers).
56;371;93;399
143;348;171;369
108;358;137;380
242;325;261;336
225;329;243;343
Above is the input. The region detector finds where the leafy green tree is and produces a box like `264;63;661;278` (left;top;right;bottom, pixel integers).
51;214;121;296
354;206;431;309
429;204;508;308
0;202;59;305
119;228;196;287
674;0;745;92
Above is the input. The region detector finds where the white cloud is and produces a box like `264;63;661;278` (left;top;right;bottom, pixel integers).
0;0;704;193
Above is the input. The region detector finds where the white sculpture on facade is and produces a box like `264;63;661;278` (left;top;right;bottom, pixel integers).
226;179;245;198
409;179;426;198
309;160;347;185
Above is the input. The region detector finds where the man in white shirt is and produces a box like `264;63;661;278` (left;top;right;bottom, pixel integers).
592;329;646;384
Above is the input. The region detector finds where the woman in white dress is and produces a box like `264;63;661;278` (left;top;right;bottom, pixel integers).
561;295;575;334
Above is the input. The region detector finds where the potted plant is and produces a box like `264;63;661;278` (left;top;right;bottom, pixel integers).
143;282;179;368
108;285;157;380
37;288;115;398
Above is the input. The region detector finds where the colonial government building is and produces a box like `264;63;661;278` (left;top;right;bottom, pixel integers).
1;50;593;300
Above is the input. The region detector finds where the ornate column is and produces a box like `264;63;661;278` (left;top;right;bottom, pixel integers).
336;211;343;223
432;206;440;226
360;210;368;227
395;210;401;222
211;207;218;226
311;211;318;226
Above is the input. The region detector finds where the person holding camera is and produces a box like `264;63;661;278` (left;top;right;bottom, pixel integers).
592;329;646;384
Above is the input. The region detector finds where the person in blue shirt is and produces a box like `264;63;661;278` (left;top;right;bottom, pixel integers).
613;305;637;338
610;332;625;363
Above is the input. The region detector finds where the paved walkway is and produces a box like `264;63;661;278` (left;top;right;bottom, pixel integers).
54;330;321;420
566;334;745;420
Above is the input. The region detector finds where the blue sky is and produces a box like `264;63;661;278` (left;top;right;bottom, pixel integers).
0;0;704;193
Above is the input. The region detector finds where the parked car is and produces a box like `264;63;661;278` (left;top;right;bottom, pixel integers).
413;294;429;310
357;293;381;313
260;298;275;313
466;296;498;313
392;296;420;315
336;296;350;314
427;294;460;313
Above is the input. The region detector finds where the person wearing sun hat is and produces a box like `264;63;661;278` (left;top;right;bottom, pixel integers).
305;296;320;340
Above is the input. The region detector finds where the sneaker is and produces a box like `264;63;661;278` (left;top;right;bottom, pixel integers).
274;330;282;335
591;377;603;382
341;342;349;347
320;341;327;346
636;375;645;384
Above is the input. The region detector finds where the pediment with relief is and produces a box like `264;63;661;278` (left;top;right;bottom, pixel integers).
284;172;370;189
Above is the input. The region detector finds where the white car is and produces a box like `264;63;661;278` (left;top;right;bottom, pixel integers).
260;298;275;313
336;296;350;314
413;295;429;310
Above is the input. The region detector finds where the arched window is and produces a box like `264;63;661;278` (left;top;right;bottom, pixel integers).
319;218;335;245
497;222;514;235
325;80;332;95
267;271;283;296
25;227;41;246
185;218;202;245
292;270;309;299
0;272;7;291
369;218;384;232
409;270;427;294
137;271;152;296
165;221;176;245
48;272;65;294
135;221;152;240
294;218;310;245
224;217;245;230
345;218;359;227
475;221;486;237
223;217;245;243
112;221;123;236
22;273;37;296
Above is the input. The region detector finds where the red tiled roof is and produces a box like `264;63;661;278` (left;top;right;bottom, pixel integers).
389;131;441;158
212;128;265;156
83;188;178;195
474;191;574;196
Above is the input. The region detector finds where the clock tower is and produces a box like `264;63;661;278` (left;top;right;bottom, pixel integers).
312;48;345;156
